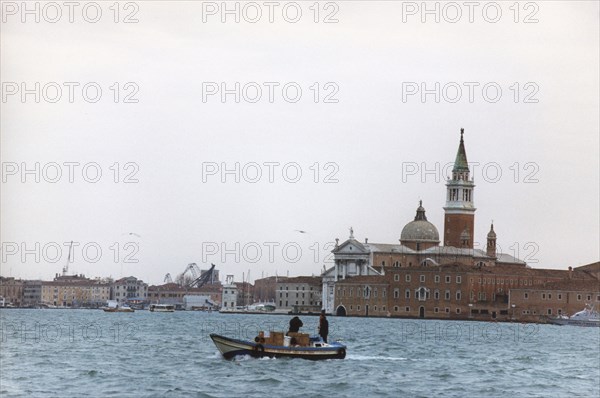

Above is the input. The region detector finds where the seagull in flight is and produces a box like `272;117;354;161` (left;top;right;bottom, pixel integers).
123;232;141;238
294;230;308;234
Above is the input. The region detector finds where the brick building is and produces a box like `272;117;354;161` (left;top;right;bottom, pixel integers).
147;282;222;308
234;281;254;307
509;276;600;320
325;130;599;321
253;276;286;303
334;263;598;321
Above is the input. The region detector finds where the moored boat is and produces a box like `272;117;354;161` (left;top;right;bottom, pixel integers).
103;306;135;313
102;301;134;312
210;332;346;360
548;304;600;327
149;304;175;312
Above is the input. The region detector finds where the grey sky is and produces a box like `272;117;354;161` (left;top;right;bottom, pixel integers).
1;1;598;285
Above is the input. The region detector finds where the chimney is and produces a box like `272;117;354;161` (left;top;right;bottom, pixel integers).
568;266;573;279
365;238;368;244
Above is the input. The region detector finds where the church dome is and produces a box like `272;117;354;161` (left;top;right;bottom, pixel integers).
400;201;440;243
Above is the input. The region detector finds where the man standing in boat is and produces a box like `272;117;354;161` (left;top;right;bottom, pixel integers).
319;310;329;343
288;316;303;335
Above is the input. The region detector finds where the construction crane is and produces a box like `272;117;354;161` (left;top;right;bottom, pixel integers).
62;241;73;276
181;263;217;288
164;273;173;283
185;263;202;280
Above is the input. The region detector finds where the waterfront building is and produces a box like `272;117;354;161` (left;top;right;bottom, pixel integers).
0;277;24;307
253;276;285;304
111;276;148;304
277;276;322;312
509;275;600;320
40;274;110;308
147;282;222;308
22;280;42;307
183;294;215;310
221;275;237;309
328;130;599;321
234;281;254;307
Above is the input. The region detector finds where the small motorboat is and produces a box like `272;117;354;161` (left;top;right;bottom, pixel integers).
210;331;346;360
102;301;134;312
149;304;175;312
548;304;600;327
103;306;134;313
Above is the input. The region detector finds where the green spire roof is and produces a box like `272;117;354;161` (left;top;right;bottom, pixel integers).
453;128;469;172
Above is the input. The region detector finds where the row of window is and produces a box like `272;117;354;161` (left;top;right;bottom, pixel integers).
392;288;461;301
280;286;315;291
337;286;387;298
338;286;464;301
279;292;314;298
347;304;462;315
382;261;412;267
347;304;387;312
521;309;563;316
473;277;534;286
448;187;472;202
392;274;462;284
525;292;600;301
279;300;314;307
278;301;320;307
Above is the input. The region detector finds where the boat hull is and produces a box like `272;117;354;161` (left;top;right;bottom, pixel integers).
149;304;175;312
547;318;600;327
102;307;134;312
210;334;346;360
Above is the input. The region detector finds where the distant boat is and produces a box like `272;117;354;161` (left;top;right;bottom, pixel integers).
102;300;135;313
103;306;134;313
210;332;346;360
247;303;276;312
548;304;600;327
149;304;175;312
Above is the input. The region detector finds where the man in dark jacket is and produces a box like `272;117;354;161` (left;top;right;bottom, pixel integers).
318;310;329;343
288;316;303;334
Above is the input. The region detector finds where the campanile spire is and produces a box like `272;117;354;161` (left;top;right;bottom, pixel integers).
443;128;476;248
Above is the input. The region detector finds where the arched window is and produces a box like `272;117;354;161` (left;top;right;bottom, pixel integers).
415;287;430;301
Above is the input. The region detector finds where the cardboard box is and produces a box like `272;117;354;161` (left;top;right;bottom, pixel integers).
271;331;284;346
287;332;309;346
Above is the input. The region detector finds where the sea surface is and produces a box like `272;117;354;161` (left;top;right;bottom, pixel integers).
1;309;599;397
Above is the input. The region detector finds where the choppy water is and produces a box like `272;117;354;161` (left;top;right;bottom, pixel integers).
1;309;598;397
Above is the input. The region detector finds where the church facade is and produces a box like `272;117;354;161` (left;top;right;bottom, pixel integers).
322;130;599;321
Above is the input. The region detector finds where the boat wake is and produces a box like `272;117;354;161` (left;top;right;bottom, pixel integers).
347;355;407;361
209;351;224;359
231;354;254;361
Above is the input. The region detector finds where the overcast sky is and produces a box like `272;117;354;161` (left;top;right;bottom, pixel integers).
1;1;598;285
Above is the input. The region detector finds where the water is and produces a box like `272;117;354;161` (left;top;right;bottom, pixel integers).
1;310;598;397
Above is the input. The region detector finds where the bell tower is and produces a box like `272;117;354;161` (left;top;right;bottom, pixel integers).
443;128;476;248
486;223;497;257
